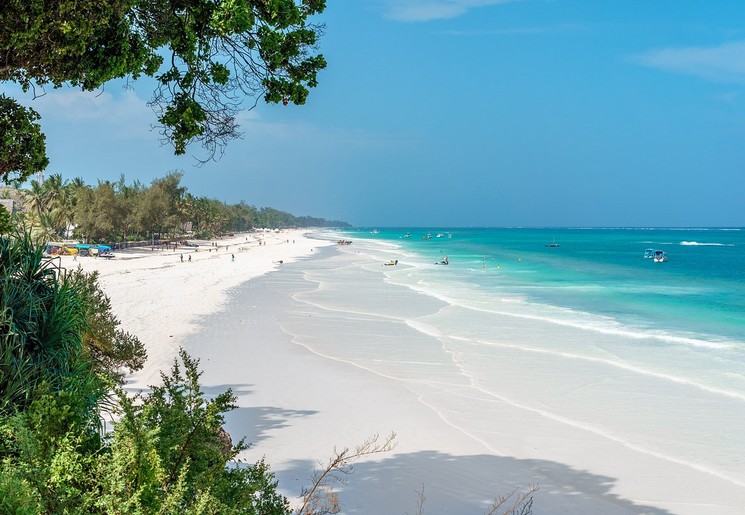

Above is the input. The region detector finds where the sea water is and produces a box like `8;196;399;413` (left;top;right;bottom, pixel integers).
256;227;745;510
341;227;745;348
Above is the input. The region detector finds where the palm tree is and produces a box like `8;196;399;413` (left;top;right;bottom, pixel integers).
24;179;47;219
33;211;59;243
42;173;65;207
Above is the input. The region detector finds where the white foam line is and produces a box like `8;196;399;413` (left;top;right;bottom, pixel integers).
281;328;509;456
413;391;506;456
286;326;745;490
466;338;745;403
397;282;736;350
448;379;745;489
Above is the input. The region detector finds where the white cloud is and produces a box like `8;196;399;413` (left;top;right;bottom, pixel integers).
384;0;517;22
633;40;745;83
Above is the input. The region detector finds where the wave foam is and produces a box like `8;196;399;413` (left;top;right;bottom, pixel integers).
680;241;734;247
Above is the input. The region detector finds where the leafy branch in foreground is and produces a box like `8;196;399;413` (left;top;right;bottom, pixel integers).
297;431;398;515
0;0;327;173
0;347;292;514
0;94;49;185
96;347;290;514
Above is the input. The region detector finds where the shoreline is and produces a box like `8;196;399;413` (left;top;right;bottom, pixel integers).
69;228;334;388
81;230;745;513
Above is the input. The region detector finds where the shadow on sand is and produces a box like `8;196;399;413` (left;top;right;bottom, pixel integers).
202;384;318;446
278;449;674;515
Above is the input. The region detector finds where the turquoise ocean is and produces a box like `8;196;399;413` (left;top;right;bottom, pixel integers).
261;226;745;508
341;227;745;350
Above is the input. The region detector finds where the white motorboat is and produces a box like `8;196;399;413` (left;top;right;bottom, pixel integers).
653;250;668;263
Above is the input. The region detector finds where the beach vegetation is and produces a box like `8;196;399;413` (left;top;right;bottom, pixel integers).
0;205;11;235
9;172;348;243
0;232;144;416
0;0;327;176
0;232;292;512
298;431;397;515
0;348;291;514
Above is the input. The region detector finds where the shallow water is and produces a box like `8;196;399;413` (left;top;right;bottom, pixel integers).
290;229;745;498
344;228;745;346
201;231;745;513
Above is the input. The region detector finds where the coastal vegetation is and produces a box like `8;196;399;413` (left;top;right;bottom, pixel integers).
0;236;291;512
1;171;348;243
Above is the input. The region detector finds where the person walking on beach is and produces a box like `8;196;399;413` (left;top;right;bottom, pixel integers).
231;253;235;262
188;255;191;262
180;254;183;262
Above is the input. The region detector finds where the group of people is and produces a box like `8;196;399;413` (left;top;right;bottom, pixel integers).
180;253;235;262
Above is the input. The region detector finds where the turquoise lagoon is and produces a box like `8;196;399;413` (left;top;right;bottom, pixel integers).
341;227;745;349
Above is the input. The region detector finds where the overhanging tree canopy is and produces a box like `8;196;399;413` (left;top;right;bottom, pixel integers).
0;0;327;182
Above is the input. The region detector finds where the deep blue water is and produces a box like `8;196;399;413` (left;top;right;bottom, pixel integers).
340;227;745;347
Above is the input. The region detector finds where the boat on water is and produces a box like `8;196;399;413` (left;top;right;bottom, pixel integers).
653;250;668;263
403;233;411;238
644;249;655;259
544;236;560;247
436;233;445;238
422;234;433;240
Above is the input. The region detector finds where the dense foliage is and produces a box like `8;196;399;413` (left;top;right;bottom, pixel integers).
13;171;348;243
0;95;49;185
0;234;292;513
0;234;143;416
0;0;327;179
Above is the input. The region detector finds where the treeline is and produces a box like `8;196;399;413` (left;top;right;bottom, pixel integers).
11;171;349;243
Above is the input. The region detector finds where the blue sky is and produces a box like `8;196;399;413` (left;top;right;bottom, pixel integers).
5;0;745;227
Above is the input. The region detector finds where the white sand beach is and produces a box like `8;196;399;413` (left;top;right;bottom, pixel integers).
70;229;329;387
74;231;745;515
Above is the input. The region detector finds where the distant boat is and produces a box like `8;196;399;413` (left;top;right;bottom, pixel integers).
644;249;655;259
545;238;560;248
422;234;432;240
436;233;445;238
653;250;668;263
403;232;411;238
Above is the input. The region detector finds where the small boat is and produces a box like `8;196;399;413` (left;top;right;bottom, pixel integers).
653;250;668;263
422;234;432;240
403;233;411;238
436;233;445;238
644;249;655;259
545;237;560;248
435;256;449;265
